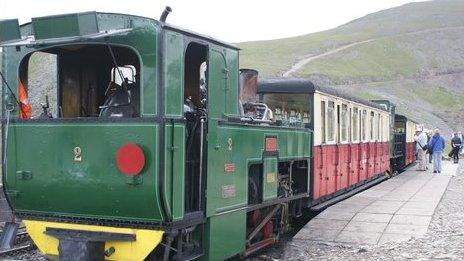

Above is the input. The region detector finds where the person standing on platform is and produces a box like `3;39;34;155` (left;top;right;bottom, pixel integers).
415;128;428;171
427;130;433;163
428;129;446;173
450;133;462;163
458;131;463;155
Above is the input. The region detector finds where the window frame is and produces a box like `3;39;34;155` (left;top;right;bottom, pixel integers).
341;104;348;143
327;100;335;142
361;109;367;142
377;113;381;141
370;111;375;141
321;100;326;144
352;107;359;142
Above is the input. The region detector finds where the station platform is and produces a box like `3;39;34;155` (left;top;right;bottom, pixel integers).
294;161;459;245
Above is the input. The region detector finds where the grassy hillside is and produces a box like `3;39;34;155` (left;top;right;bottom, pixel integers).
240;0;464;77
239;0;464;134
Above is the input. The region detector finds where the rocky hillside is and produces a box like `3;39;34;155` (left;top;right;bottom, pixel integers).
239;0;464;135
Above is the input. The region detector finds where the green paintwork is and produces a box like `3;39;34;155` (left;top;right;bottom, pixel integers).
204;210;246;260
164;31;184;117
205;123;311;217
263;157;278;200
164;123;185;221
5;123;162;221
32;12;99;40
2;12;313;260
0;19;20;42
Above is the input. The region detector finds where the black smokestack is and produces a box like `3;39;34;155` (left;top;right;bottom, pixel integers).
160;6;172;22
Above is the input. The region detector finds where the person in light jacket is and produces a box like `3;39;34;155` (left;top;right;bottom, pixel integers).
414;128;428;171
428;129;446;173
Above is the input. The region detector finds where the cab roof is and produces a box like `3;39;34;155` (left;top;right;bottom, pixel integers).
0;11;239;50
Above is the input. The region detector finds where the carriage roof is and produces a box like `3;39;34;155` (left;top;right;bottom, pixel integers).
257;78;387;111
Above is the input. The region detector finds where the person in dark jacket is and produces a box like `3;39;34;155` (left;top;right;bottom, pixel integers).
428;129;446;173
451;132;462;163
427;130;433;163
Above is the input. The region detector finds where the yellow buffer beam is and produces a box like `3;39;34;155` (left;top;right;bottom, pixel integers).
24;220;164;261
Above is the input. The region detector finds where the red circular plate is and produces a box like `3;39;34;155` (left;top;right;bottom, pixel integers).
116;143;145;176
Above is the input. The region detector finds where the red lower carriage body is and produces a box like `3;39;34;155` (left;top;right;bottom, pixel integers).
405;142;416;165
312;142;390;201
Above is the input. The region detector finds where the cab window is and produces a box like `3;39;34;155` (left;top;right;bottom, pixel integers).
18;44;140;119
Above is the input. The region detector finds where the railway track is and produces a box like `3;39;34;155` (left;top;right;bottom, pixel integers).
0;226;33;255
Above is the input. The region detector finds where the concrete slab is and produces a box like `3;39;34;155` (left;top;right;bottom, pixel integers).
334;231;382;244
343;221;388;233
396;207;435;216
342;196;376;206
329;203;367;213
378;233;414;244
390;214;432;226
352;213;393;223
401;201;437;209
306;218;349;230
368;200;406;208
385;223;429;235
360;205;401;214
293;227;340;241
315;209;357;221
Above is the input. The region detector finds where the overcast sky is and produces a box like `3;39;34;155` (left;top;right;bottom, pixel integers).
1;0;428;42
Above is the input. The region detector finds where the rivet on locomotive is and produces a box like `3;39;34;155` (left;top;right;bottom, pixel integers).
0;8;419;260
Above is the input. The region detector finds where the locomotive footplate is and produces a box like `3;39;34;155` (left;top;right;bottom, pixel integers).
45;227;135;261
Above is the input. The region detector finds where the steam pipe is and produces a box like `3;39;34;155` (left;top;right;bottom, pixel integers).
160;6;172;22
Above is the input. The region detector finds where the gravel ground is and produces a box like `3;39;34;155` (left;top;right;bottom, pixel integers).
0;248;46;261
253;163;463;261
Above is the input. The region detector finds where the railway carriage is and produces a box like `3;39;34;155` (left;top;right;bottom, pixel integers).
0;10;419;260
370;100;417;172
257;79;391;208
395;114;419;168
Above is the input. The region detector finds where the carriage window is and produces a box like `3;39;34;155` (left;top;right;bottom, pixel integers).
262;93;310;127
321;101;326;143
18;45;140;119
377;113;381;141
327;101;335;141
370;111;375;140
341;104;348;142
395;122;406;133
352;107;359;141
361;109;367;141
384;115;388;141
